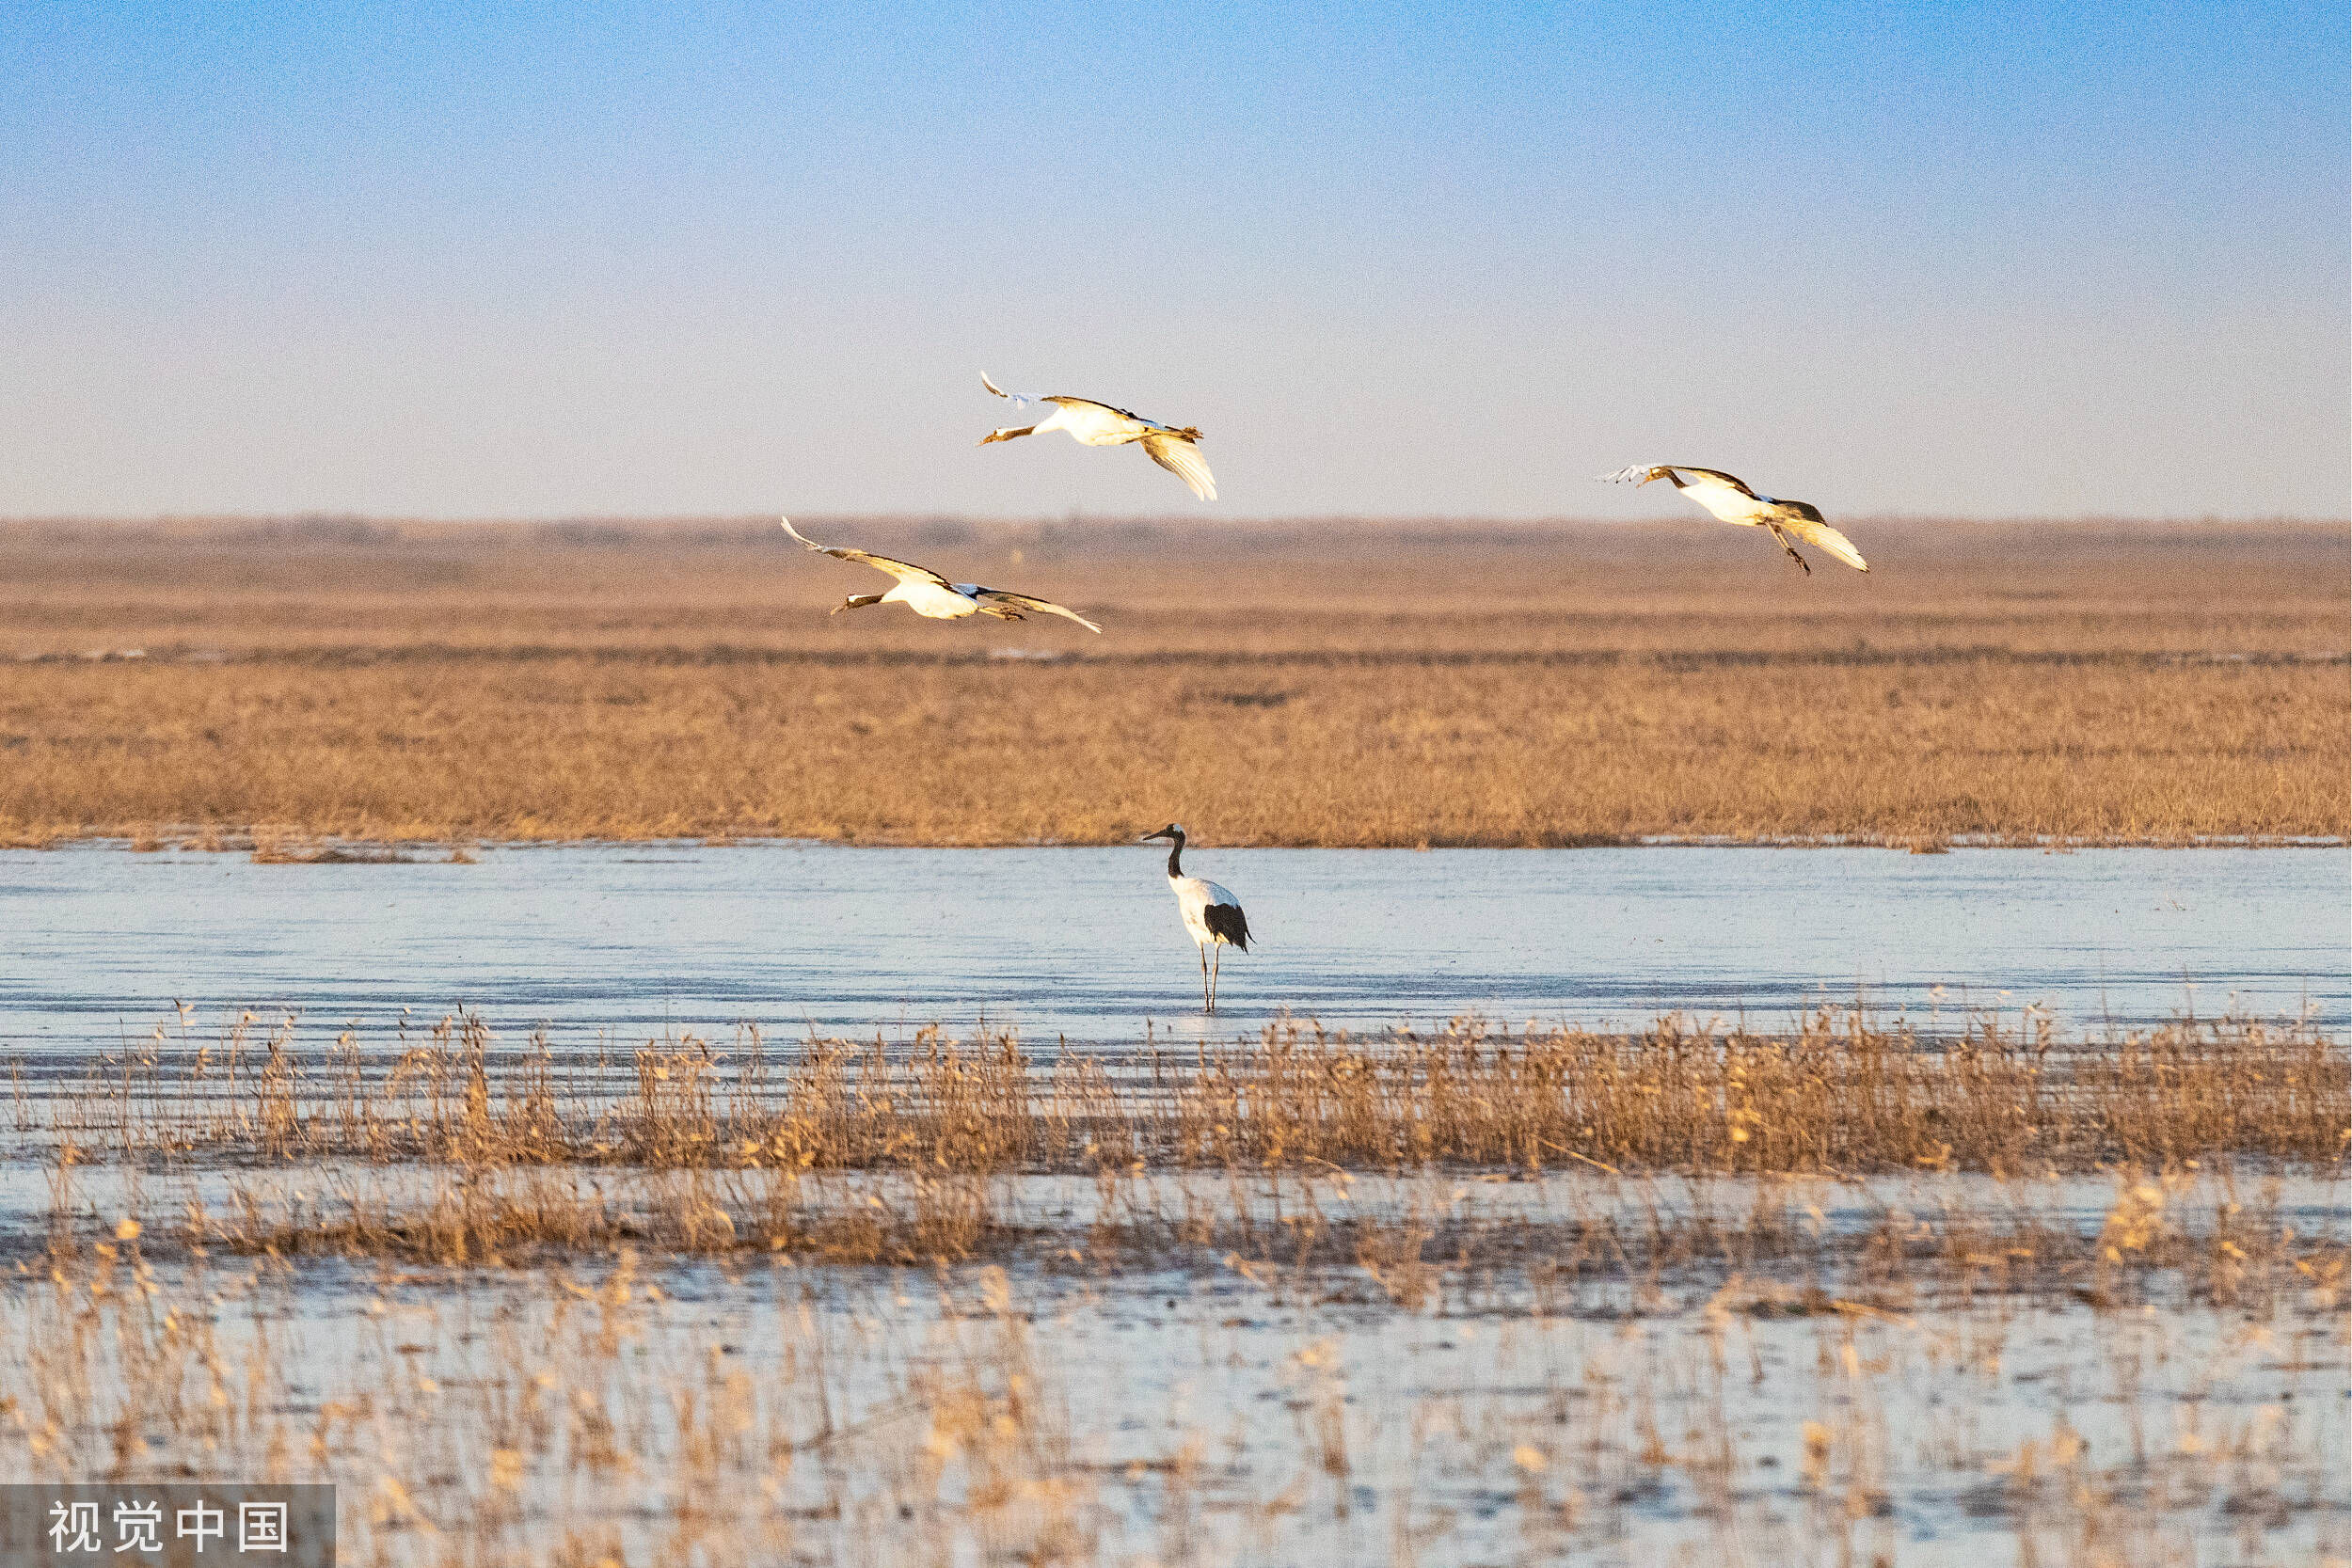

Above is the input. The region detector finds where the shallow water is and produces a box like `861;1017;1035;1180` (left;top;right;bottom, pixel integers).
0;843;2343;1056
9;842;2342;1565
8;1221;2345;1566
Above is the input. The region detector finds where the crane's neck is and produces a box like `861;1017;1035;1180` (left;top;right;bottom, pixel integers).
1165;836;1185;879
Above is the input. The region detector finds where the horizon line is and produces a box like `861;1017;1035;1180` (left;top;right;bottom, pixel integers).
5;512;2347;531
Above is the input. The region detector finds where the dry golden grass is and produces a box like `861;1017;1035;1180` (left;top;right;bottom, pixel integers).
105;1007;2347;1176
10;1009;2347;1563
11;1224;2341;1566
0;516;2344;845
12;998;2346;1563
29;1006;2342;1271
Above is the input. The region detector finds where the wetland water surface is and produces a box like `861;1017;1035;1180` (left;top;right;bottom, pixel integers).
4;843;2345;1565
3;844;2342;1055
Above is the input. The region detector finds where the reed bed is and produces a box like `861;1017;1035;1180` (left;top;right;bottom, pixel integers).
1;517;2343;846
47;1008;2344;1180
8;1231;2343;1566
8;1005;2345;1563
18;1007;2342;1283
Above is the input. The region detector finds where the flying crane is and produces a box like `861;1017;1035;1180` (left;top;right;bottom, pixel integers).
1599;465;1868;574
780;517;1101;631
979;373;1217;501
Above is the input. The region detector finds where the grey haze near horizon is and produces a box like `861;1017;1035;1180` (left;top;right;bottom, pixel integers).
2;4;2344;522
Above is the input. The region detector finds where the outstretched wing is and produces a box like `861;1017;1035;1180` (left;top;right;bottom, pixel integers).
1663;466;1757;498
1597;465;1758;497
1139;432;1217;500
1049;394;1149;421
1777;512;1868;572
980;372;1054;411
780;516;948;587
966;587;1103;633
985;374;1155;424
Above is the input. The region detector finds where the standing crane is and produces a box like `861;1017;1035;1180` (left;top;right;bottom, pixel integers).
780;517;1101;631
1138;824;1250;1011
978;373;1217;500
1598;465;1868;574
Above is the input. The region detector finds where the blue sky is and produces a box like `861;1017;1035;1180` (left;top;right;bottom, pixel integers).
2;2;2344;518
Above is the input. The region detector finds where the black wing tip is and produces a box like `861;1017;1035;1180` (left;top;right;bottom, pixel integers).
1204;902;1251;950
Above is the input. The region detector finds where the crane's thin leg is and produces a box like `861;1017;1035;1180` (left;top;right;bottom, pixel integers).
1211;944;1222;1011
1200;945;1212;1012
1766;524;1810;575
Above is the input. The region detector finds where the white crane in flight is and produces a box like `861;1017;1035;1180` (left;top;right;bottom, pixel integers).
1139;824;1251;1012
1599;465;1868;574
780;517;1101;631
978;373;1217;501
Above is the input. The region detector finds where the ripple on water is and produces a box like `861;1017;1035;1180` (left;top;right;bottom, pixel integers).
0;843;2342;1056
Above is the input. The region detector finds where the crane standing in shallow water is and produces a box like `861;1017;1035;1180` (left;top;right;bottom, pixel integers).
1139;824;1250;1012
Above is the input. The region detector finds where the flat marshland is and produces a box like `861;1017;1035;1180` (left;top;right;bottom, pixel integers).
5;1006;2346;1563
4;516;2345;1564
0;516;2344;847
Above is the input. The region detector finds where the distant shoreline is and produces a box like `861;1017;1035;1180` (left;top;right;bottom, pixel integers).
5;833;2348;853
3;519;2343;847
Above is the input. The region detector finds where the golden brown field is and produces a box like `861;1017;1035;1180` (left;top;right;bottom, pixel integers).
1;516;2344;846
